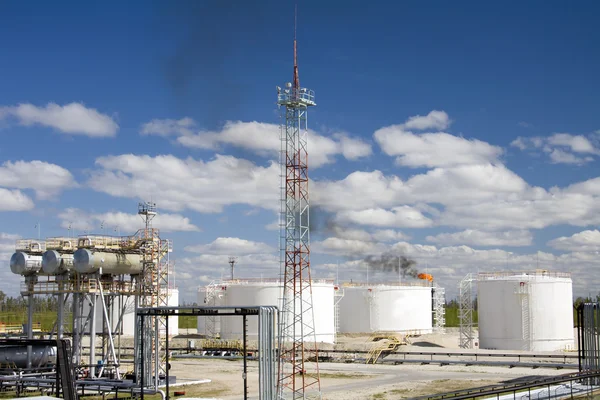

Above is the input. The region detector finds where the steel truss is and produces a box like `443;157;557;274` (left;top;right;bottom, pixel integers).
432;284;446;333
135;202;172;388
458;273;474;349
277;75;321;399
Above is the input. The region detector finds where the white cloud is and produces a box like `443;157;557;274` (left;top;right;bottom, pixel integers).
140;117;195;137
313;160;600;232
426;229;533;247
512;133;599;164
313;164;528;213
57;208;200;234
548;133;597;154
371;229;411;242
0;189;34;211
184;237;275;255
548;230;600;252
88;154;279;213
548;148;593;165
0;102;118;137
374;111;502;168
336;134;373;160
404;110;451;131
0;160;76;199
337;206;433;228
142;119;371;168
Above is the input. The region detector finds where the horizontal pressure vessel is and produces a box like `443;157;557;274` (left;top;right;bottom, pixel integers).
0;345;56;368
10;252;42;276
42;250;74;275
73;249;142;274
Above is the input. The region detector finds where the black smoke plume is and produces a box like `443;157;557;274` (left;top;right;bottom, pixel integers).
363;252;418;278
156;1;270;127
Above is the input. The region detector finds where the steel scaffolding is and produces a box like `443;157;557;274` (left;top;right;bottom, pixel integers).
458;273;475;349
432;284;446;333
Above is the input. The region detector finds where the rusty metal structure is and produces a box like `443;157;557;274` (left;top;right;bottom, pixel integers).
276;5;321;399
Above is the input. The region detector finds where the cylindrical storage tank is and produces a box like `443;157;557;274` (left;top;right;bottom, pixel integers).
121;289;179;336
42;250;74;275
10;252;42;276
338;284;433;334
477;271;575;352
218;280;335;343
197;285;226;336
82;294;138;335
73;249;142;274
0;345;57;368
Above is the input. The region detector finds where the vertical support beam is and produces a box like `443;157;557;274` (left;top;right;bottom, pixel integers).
90;292;97;378
166;314;170;400
243;314;248;400
26;277;34;369
57;275;65;339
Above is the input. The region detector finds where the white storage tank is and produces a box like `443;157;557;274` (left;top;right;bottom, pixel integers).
477;270;574;351
202;279;335;343
197;284;226;336
338;283;433;334
122;288;179;336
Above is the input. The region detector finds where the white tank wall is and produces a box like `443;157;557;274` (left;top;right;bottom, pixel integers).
121;288;179;336
478;273;574;351
209;281;335;343
81;295;134;335
338;285;433;334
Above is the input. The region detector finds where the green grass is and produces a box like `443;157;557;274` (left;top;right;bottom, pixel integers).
178;315;197;329
444;306;478;327
0;311;66;332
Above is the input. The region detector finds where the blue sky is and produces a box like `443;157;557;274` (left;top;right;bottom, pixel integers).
1;0;600;301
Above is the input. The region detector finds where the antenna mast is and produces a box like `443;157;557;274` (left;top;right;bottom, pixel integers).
276;4;321;399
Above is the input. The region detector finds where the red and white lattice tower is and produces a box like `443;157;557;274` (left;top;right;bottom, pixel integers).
276;6;321;400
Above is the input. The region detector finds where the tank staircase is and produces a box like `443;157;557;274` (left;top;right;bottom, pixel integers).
333;286;344;336
365;332;410;364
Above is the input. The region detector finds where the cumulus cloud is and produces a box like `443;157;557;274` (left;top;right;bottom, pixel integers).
140;117;195;137
57;208;200;234
404;110;451;131
548;230;600;252
88;154;279;213
374;111;502;168
337;206;433;228
140;119;372;168
0;102;118;137
0;189;34;211
511;133;600;165
312;157;600;232
184;237;275;255
0;160;76;199
426;229;533;247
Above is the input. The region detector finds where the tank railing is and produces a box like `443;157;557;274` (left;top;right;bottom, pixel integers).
45;237;76;251
478;270;571;280
342;281;432;288
216;278;335;285
15;239;46;253
277;87;316;105
76;234;146;253
19;276;139;295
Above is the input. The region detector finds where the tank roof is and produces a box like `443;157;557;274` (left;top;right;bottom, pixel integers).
478;270;571;281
